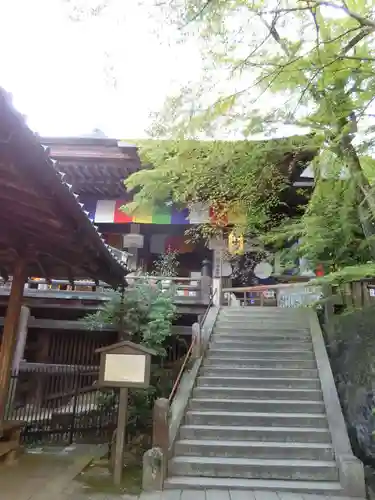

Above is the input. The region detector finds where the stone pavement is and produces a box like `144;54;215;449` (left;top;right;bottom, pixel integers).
0;444;106;500
0;446;364;500
61;487;364;500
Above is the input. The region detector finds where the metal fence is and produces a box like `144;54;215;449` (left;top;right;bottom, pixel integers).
4;335;187;447
5;364;118;446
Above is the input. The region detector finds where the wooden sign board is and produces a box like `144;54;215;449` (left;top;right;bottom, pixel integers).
96;341;156;389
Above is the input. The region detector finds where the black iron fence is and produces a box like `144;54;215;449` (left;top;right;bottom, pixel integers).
5;364;118;446
4;354;183;447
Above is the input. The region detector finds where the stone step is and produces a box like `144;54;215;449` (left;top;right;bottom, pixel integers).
212;331;311;340
189;398;325;414
207;349;315;360
218;311;304;317
216;321;307;330
201;366;319;379
169;456;338;481
217;315;305;322
197;376;320;389
174;439;334;460
220;306;296;312
220;306;302;313
179;424;331;443
210;339;313;350
164;476;344;495
193;386;323;401
204;357;316;369
186;411;328;428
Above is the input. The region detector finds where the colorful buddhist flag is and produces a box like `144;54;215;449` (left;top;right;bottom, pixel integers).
92;200;245;225
94;200;191;224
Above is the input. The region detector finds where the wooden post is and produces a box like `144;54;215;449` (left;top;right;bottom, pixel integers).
7;305;30;412
363;281;371;307
127;223;140;271
323;285;335;327
0;260;27;423
113;387;128;486
352;281;363;309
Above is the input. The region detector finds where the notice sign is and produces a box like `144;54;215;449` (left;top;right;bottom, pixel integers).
104;354;146;384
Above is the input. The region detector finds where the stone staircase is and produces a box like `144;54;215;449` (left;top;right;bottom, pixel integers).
164;306;363;495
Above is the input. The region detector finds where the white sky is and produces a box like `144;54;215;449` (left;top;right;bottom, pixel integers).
1;1;370;142
0;0;202;138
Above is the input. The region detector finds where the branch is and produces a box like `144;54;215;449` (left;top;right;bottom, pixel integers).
231;32;272;75
183;0;213;26
342;55;375;62
314;1;375;29
342;28;373;53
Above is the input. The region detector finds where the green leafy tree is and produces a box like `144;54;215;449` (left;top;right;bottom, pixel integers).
127;0;375;281
153;248;180;276
126;137;317;238
84;280;177;355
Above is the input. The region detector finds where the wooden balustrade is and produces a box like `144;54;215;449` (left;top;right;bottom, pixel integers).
222;281;319;308
0;275;212;305
222;279;375;310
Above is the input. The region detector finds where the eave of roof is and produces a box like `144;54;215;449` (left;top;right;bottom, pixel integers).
0;88;128;287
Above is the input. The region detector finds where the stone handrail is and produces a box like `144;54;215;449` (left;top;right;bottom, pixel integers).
144;299;219;491
306;308;365;497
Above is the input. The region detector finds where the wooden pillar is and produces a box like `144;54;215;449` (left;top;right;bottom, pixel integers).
7;306;30;411
0;260;27;422
12;306;30;373
127;224;140;271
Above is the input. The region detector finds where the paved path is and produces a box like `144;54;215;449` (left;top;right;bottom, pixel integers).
0;445;105;500
62;486;363;500
0;446;364;500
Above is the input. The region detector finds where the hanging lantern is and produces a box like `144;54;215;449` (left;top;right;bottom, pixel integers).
228;231;244;255
316;264;325;277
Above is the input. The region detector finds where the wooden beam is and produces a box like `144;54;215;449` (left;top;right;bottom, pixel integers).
0;258;27;423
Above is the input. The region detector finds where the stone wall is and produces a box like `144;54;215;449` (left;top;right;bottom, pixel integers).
325;305;375;463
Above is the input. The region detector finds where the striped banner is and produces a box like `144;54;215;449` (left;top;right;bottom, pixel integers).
92;200;246;225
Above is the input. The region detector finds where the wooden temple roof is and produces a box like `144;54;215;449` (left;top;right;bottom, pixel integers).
0;89;127;287
42;137;141;197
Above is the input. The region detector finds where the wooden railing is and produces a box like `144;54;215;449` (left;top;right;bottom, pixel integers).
222;281;322;308
128;275;212;304
222;278;375;310
0;275;212;304
222;279;375;331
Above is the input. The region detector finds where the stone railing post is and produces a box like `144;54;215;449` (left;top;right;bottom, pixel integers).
200;259;212;303
192;322;202;358
200;275;212;303
152;397;169;450
143;398;170;491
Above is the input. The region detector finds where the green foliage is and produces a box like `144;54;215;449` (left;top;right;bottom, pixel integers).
313;264;375;286
153;248;180;276
264;148;375;278
126;137;317;234
83;280;177;356
266;180;373;273
135;0;375;280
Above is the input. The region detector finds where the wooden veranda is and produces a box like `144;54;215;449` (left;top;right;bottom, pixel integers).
0;88;127;434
